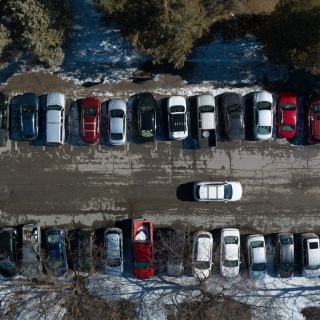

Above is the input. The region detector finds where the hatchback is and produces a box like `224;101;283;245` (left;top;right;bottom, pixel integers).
108;99;127;145
136;93;157;140
104;228;124;275
247;234;267;279
192;231;213;280
221;93;244;141
275;233;294;278
220;228;240;278
45;229;68;277
19;93;39;141
0;228;18;277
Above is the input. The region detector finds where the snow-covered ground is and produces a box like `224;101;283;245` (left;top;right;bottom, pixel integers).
0;0;288;86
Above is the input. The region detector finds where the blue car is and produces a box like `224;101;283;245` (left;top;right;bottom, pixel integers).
18;93;39;140
46;229;68;277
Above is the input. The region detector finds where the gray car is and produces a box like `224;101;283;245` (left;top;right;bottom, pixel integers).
275;233;294;278
108;99;127;145
221;93;244;141
0;93;8;147
104;228;124;275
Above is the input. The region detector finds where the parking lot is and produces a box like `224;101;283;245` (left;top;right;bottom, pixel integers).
0;136;319;233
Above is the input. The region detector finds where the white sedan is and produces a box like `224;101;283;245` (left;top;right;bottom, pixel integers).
253;90;274;140
167;96;188;140
193;181;242;202
192;231;213;280
108;99;127;145
247;234;267;279
220;228;240;278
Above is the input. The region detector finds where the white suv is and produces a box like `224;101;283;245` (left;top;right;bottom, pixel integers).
167;96;188;140
46;92;65;145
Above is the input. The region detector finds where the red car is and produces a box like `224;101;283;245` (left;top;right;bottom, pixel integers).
277;93;297;139
80;97;101;143
306;95;320;142
132;220;154;279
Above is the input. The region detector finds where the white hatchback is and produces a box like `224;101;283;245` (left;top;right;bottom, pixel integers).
193;181;242;202
192;231;213;280
220;228;240;278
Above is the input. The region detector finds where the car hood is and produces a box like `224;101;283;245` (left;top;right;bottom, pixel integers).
250;270;266;279
168;96;186;108
105;264;123;276
254;91;273;104
111;117;123;134
221;265;239;278
258;110;272;126
229;182;242;201
47;93;65;109
194;267;210;280
303;268;320;279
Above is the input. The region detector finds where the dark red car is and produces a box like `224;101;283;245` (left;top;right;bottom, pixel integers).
306;95;320;142
277;93;297;139
132;220;154;279
80;97;101;143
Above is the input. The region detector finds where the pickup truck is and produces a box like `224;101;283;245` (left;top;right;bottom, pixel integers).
132;220;154;279
0;93;8;147
196;94;217;148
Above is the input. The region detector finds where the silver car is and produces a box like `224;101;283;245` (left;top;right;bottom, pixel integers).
104;228;124;275
108;99;127;145
247;234;267;279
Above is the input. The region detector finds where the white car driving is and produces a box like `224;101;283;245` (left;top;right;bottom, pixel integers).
253;90;273;140
247;234;267;279
192;231;213;280
193;181;242;202
220;228;240;278
108;99;127;145
167;96;188;140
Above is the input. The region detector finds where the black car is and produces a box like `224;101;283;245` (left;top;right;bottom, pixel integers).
275;233;294;278
0;228;18;277
221;93;245;141
70;228;95;272
0;93;8;147
18;93;39;141
45;229;68;277
136;92;157;140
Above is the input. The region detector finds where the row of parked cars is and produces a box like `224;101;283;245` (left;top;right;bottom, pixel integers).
1;91;319;147
1;221;319;280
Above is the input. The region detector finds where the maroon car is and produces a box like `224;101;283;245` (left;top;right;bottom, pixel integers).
80;97;101;143
306;95;320;142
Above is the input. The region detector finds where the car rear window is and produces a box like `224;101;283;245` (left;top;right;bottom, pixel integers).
257;101;272;110
257;126;271;134
111;133;123;140
282;125;294;132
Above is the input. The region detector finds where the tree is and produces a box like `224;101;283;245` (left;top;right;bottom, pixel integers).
0;24;10;59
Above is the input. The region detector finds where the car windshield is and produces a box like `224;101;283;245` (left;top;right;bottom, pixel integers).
110;109;124;118
170;105;185;113
134;261;151;269
199;105;214;113
223;259;238;268
257;101;272;110
280;262;293;272
252;262;266;272
140;104;154;112
282;104;296;110
111;133;123;140
84;108;97;116
251;240;264;248
280;236;293;245
312;104;320;112
194;261;210;270
224;236;238;245
48;105;62;111
141;130;154;138
257;126;271;134
47;234;60;244
107;258;121;267
224;184;232;199
282;125;294;132
227;104;240;112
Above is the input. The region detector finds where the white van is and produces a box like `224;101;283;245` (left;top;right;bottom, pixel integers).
46;92;65;145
